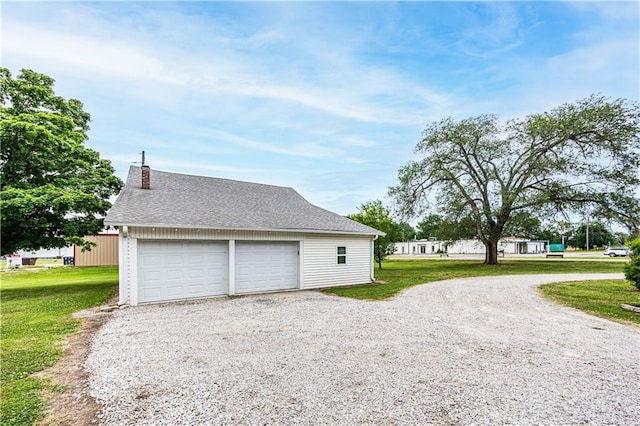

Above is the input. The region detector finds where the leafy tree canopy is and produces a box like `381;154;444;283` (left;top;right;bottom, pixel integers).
389;221;415;242
415;213;477;241
348;200;396;269
569;222;615;250
390;95;640;264
415;214;443;240
0;68;123;255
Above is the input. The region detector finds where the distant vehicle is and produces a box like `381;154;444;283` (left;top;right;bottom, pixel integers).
603;247;630;257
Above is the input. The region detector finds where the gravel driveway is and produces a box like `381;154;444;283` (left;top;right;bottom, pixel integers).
86;273;639;425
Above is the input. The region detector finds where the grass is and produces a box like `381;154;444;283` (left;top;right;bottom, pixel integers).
322;259;625;300
0;266;118;426
539;279;640;325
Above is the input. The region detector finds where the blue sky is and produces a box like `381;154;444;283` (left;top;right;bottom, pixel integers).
2;1;639;217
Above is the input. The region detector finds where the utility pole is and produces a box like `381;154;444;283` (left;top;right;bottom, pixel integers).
586;217;590;251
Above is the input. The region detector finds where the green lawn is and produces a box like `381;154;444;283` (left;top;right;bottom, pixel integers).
0;266;118;426
322;259;625;300
539;279;640;325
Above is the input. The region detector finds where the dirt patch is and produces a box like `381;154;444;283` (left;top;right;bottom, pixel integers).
35;302;119;426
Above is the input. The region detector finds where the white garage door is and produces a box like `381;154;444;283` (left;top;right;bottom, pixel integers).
235;242;298;293
138;240;228;303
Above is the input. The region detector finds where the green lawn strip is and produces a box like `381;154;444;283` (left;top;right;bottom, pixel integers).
1;266;118;426
539;279;640;326
322;259;624;300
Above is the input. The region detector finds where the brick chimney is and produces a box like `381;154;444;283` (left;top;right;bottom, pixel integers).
141;165;150;189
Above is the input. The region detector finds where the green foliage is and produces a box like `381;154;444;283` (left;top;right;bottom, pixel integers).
415;214;443;240
539;279;640;325
348;200;395;269
391;221;415;242
0;68;123;255
503;211;542;239
0;267;118;426
624;238;640;290
569;221;615;249
613;231;631;246
322;258;623;300
415;213;477;241
390;95;640;265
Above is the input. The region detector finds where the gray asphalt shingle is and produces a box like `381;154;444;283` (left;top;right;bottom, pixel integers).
104;166;383;235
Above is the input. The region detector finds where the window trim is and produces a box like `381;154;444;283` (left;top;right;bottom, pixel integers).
337;246;346;264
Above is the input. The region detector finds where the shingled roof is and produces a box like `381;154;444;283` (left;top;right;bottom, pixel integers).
104;166;383;236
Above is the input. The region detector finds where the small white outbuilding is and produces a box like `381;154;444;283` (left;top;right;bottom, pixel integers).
105;166;383;306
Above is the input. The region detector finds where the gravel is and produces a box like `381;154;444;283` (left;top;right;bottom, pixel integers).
85;273;640;425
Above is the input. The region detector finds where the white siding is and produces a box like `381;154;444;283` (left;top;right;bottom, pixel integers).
117;227;375;305
128;227;303;241
303;235;373;288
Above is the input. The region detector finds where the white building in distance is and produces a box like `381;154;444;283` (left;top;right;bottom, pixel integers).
394;238;549;255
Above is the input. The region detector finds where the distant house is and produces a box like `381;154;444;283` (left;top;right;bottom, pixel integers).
17;246;74;259
394;238;548;255
104;166;384;306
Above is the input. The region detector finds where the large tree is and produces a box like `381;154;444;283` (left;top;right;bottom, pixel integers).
0;68;123;255
415;213;477;241
348;200;396;269
415;214;443;240
391;221;415;242
569;221;615;250
390;95;640;265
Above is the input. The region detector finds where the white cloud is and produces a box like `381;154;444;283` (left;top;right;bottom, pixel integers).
203;128;341;160
3;22;188;85
107;154;262;175
3;1;637;216
2;4;453;126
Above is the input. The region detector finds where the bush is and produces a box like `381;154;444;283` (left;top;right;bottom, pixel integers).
624;238;640;290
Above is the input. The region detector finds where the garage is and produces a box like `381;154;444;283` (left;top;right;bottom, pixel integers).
107;166;383;306
138;240;228;303
235;241;298;293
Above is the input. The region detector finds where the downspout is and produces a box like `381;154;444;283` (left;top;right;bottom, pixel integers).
371;234;379;281
118;226;129;306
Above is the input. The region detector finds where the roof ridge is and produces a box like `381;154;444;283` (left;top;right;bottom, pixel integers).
129;165;296;191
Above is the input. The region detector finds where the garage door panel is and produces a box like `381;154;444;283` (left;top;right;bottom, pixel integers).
166;269;184;280
138;240;228;303
187;285;205;295
142;288;162;299
167;285;185;296
235;242;298;294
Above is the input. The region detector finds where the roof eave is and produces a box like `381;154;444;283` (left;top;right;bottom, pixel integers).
103;221;385;237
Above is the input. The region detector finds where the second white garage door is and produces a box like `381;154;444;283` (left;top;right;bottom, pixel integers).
138;240;228;303
235;241;298;293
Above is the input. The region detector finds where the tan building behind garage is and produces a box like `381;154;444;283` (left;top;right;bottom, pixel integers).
74;234;119;266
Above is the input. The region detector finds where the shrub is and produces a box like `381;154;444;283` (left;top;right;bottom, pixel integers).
624;238;640;290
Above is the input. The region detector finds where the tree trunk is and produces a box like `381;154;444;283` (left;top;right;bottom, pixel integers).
376;241;383;269
484;239;500;265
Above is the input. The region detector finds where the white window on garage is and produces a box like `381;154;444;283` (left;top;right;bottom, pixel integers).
337;246;346;264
